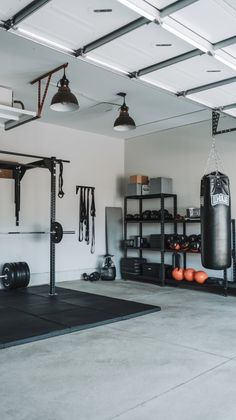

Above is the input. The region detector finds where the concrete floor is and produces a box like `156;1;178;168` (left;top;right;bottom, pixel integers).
1;280;236;420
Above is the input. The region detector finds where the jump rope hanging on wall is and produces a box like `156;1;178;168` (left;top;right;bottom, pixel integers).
76;185;96;253
200;112;231;270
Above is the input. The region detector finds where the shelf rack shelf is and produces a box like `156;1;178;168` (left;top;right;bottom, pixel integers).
123;193;236;295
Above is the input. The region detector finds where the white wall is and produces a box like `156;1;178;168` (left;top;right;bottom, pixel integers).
125;120;236;279
0;120;124;285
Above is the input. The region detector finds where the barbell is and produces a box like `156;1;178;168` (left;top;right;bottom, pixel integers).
0;222;75;244
1;262;30;289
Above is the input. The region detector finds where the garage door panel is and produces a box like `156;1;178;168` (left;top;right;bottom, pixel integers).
86;23;193;73
146;0;178;8
188;82;236;108
0;0;32;21
171;0;236;43
17;0;138;50
143;54;235;92
223;44;236;59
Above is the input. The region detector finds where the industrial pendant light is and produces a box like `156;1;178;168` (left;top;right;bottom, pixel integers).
113;93;136;131
50;68;79;112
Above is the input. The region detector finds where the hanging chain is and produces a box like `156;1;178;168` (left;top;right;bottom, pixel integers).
204;136;225;175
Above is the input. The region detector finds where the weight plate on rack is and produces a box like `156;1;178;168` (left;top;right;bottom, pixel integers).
51;222;63;243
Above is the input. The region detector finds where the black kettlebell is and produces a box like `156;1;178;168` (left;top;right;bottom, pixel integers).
179;235;189;251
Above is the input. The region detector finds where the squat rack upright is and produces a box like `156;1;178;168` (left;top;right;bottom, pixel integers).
0;149;70;296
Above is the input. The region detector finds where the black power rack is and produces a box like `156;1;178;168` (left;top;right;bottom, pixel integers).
0;149;70;296
123;194;236;296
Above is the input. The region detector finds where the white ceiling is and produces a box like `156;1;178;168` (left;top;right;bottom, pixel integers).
0;0;236;138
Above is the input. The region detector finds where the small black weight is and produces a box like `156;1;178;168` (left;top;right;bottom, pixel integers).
93;272;100;281
142;210;151;220
126;214;134;220
89;272;100;281
51;222;63;243
82;272;100;281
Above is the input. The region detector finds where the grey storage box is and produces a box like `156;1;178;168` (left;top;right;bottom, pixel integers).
127;183;150;196
127;183;142;196
141;185;150;195
150;177;173;194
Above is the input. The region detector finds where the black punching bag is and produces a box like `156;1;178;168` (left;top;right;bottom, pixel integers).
201;172;231;269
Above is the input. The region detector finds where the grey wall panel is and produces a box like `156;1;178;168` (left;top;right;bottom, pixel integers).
105;207;123;278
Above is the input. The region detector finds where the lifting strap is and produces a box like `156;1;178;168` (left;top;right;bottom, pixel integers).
85;187;90;244
14;167;21;226
77;185;96;253
79;187;85;242
90;188;96;254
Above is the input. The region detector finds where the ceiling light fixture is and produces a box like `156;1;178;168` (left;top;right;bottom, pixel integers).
30;62;78;118
85;55;128;75
116;0;159;21
161;21;210;53
113;92;136;131
50;67;79;112
16;28;74;53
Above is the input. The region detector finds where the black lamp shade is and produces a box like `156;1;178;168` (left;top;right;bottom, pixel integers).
50;74;79;112
113;105;136;131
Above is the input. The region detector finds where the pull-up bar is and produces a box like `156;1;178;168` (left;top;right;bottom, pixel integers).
0;149;70;163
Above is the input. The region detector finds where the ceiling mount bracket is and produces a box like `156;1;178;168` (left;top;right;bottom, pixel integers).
212;110;236;136
30;62;68;117
3;0;52;30
116;92;126;98
128;72;137;79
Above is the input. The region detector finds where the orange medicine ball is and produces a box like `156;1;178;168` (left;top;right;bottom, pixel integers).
194;271;208;284
184;268;195;282
172;267;184;281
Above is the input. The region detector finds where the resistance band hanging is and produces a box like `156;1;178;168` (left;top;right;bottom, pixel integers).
58;161;65;198
200;132;231;270
76;185;96;253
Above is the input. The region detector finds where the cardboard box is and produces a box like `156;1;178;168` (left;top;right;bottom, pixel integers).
129;175;149;184
150;177;173;194
0;169;13;179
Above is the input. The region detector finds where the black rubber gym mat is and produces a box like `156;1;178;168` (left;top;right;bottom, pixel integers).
0;285;160;349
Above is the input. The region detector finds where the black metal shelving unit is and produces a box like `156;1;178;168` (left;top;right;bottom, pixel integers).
123;194;236;296
124;193;177;286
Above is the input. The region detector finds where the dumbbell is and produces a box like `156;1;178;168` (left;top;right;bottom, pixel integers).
82;272;100;281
